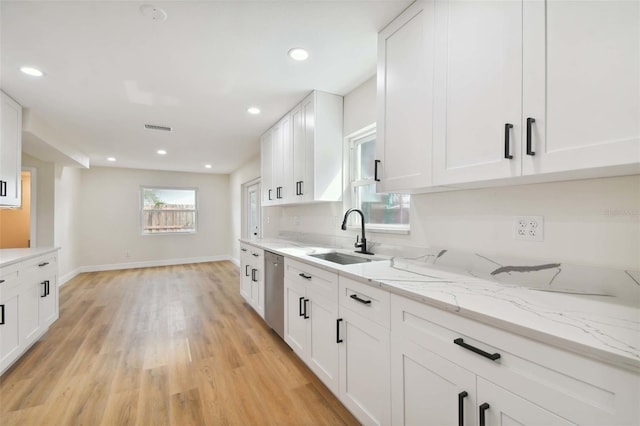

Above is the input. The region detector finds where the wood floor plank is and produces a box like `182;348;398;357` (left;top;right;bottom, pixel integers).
0;261;359;426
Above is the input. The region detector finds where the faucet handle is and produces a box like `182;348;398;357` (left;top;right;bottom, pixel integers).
355;235;363;248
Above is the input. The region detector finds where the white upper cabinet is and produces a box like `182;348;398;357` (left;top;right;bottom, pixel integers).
262;90;343;205
432;0;523;185
0;91;22;207
377;0;435;192
522;0;640;175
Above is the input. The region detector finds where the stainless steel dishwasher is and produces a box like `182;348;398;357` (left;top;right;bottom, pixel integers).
264;251;284;339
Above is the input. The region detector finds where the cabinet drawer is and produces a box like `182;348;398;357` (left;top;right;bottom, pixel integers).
285;258;338;302
0;264;20;292
339;276;390;329
391;294;639;425
23;253;57;280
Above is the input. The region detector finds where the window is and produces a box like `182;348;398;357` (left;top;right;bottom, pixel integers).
346;124;410;232
141;187;197;234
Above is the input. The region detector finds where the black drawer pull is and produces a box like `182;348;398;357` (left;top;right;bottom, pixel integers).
458;391;468;426
252;253;259;257
479;402;490;426
504;123;513;159
241;248;247;252
299;296;305;317
454;338;500;361
0;304;5;324
303;298;309;319
299;273;312;280
38;262;49;267
0;279;5;284
336;318;343;343
526;117;536;156
350;294;372;305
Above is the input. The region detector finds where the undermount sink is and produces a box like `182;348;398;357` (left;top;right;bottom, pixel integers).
309;252;378;265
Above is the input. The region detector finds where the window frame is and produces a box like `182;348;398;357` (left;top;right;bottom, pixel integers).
343;124;410;234
140;186;198;236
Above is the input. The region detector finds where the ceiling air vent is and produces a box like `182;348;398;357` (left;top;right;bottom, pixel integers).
144;124;172;132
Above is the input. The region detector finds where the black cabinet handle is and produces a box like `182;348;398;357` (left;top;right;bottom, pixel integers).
479;402;490;426
46;280;50;296
454;338;501;361
241;248;247;252
299;273;312;280
374;160;381;182
0;304;5;325
41;281;47;298
299;296;305;317
504;123;513;159
276;187;282;199
303;298;309;319
458;391;468;426
0;180;6;197
251;269;257;282
245;265;251;277
298;181;303;196
252;253;259;257
268;189;273;200
526;117;536;156
350;294;372;305
0;279;5;284
336;318;343;343
38;262;49;267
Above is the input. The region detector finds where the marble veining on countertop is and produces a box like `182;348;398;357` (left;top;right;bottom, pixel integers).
0;247;60;268
240;238;640;372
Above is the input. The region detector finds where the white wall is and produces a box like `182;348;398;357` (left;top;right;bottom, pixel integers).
22;154;55;247
270;76;640;270
54;165;81;281
77;167;230;269
229;156;260;264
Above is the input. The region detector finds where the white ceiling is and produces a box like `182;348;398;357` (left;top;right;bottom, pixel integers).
1;1;410;174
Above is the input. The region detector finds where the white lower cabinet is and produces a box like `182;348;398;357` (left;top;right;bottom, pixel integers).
284;258;340;394
1;251;59;375
390;293;640;426
239;243;264;318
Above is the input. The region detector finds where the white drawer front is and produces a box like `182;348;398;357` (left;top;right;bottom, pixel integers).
339;276;390;329
285;258;338;302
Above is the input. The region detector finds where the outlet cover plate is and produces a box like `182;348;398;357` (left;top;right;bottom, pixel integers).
514;216;544;242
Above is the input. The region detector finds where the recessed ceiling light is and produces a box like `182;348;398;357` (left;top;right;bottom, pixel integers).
20;66;44;77
205;164;212;169
288;48;309;61
157;149;167;155
247;107;261;115
140;4;167;22
107;157;116;162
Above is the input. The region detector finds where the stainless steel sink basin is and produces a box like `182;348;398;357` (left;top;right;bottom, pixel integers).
309;252;377;265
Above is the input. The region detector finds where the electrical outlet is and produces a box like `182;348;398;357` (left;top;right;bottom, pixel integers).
514;216;544;241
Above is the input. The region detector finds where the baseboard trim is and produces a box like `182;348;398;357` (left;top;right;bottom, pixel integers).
59;268;82;287
229;257;240;267
78;255;232;274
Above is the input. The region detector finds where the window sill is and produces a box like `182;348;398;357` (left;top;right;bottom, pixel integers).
141;231;197;236
347;225;410;235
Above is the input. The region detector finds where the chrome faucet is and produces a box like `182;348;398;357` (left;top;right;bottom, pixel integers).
341;208;374;255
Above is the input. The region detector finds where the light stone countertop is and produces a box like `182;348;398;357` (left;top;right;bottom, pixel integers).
240;238;640;373
0;247;60;268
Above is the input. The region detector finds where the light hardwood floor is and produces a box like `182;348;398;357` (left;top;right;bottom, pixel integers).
0;261;359;425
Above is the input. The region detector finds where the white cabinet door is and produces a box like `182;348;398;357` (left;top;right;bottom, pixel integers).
391;334;476;426
306;292;339;395
523;0;640;175
260;131;274;205
338;306;390;426
38;276;57;328
377;0;434;192
433;0;523;185
291;95;313;203
0;285;20;372
284;279;307;358
239;248;252;302
271;115;292;204
477;378;575;426
0;91;22;207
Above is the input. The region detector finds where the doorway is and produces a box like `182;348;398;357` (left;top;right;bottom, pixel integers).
0;168;36;248
244;180;261;239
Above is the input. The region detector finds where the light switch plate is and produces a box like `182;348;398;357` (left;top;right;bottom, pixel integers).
514;216;544;241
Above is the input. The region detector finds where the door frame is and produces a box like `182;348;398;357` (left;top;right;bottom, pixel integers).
23;167;37;248
242;178;261;239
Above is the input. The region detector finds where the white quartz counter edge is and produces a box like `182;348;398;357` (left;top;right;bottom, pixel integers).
240;238;640;373
0;247;60;268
